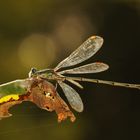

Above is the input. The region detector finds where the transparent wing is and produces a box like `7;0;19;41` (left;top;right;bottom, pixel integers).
66;79;83;89
58;81;84;112
59;62;109;74
54;36;103;71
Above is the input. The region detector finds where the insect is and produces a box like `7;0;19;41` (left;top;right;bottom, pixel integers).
28;36;140;112
0;36;139;121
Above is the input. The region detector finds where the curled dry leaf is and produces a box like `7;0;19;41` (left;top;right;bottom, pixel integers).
0;100;22;119
28;78;76;122
0;78;76;122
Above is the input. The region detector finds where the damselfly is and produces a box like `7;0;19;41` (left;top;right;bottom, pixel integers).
29;36;140;113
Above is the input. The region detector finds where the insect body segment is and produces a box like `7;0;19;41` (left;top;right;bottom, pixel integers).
28;68;38;77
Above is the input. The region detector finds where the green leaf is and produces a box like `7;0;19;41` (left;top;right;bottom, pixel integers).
0;79;28;98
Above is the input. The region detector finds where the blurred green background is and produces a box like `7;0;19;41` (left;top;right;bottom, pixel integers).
0;0;140;140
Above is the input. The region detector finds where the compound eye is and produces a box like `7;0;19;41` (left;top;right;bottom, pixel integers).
31;68;37;74
28;68;38;77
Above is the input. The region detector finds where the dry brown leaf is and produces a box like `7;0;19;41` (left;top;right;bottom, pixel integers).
0;78;76;122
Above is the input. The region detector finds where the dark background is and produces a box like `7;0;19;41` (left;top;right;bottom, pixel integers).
0;0;140;140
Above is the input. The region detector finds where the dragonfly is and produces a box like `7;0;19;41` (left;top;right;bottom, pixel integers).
28;36;140;113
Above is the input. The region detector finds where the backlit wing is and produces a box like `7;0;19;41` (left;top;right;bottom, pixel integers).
58;81;84;112
66;79;83;89
59;62;109;74
54;36;103;71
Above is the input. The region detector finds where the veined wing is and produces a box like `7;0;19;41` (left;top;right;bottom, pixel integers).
54;36;103;71
66;79;83;89
59;62;109;74
58;81;84;112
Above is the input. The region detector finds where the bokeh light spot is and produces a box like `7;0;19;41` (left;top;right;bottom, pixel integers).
53;14;94;50
18;34;56;69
